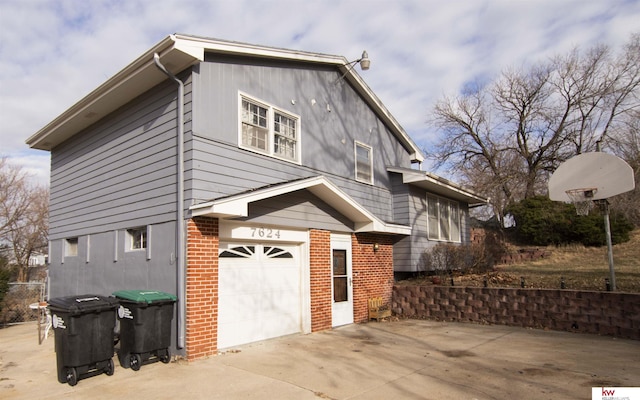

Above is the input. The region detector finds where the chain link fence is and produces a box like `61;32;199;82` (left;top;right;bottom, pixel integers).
0;282;46;327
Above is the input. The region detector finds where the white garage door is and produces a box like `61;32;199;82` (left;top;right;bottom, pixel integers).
218;243;301;349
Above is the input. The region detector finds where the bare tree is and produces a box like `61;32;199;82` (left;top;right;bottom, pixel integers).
607;110;640;226
0;157;49;282
429;33;640;226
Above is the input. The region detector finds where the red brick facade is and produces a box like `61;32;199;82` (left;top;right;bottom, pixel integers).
186;217;219;360
309;229;332;332
184;222;395;360
352;233;394;322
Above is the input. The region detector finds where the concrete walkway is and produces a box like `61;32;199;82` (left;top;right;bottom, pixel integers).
1;320;638;399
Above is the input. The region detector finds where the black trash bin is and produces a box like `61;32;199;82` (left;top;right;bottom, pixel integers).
47;294;119;386
113;290;177;371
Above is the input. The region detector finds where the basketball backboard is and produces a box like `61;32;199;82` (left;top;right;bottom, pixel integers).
548;152;635;202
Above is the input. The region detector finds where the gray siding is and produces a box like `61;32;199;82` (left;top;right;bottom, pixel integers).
393;185;472;273
190;55;413;196
238;189;354;232
48;221;177;298
187;137;395;223
49;75;192;240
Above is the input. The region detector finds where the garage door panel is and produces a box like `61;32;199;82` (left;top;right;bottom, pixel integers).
218;243;301;349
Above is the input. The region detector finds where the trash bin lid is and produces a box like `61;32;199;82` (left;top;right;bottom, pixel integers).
47;294;119;315
113;290;177;304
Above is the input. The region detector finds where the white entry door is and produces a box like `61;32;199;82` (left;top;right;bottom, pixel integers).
331;234;353;327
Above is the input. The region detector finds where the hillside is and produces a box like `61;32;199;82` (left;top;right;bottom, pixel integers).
399;229;640;293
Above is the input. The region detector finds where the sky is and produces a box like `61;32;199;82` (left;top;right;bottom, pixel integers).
1;0;639;186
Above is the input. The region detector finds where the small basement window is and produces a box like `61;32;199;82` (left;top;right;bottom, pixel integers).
127;227;147;250
65;238;78;257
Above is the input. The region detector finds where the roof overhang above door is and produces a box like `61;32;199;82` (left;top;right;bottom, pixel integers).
190;176;411;235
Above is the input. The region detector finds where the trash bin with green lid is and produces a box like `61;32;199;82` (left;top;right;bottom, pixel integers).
113;290;177;371
48;294;119;386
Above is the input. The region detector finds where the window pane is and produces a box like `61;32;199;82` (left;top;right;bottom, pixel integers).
242;124;268;151
440;201;450;241
427;197;439;239
127;228;147;250
355;143;372;182
241;99;269;152
333;250;346;275
274;112;297;160
242;100;267;127
333;277;348;302
450;203;460;242
65;238;78;257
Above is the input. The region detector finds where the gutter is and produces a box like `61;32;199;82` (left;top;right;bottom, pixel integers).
153;53;186;350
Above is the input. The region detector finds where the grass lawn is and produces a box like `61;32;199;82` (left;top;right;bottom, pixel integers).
399;230;640;294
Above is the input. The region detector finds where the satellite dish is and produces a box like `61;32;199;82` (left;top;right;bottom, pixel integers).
548;152;635;202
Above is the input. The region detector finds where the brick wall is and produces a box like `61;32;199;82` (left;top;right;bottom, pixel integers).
393;285;640;340
352;233;394;322
186;217;219;360
310;229;332;332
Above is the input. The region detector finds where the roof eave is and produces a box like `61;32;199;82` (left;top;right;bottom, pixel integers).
26;34;425;163
388;167;488;205
26;35;204;151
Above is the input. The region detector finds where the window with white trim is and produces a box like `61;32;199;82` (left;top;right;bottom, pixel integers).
126;227;147;251
427;195;461;242
240;94;300;163
65;238;78;257
355;141;373;183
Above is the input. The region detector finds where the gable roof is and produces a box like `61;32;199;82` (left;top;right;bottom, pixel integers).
190;176;412;235
387;166;488;206
26;34;424;163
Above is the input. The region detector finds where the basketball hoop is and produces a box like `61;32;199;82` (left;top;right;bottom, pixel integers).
565;188;597;216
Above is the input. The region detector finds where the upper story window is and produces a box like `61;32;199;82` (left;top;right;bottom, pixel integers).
427;195;461;242
127;227;147;251
65;238;78;257
355;141;373;184
240;93;300;163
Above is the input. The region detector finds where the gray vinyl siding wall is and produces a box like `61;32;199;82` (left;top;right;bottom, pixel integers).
48;221;177;298
188;137;394;223
49;75;191;239
188;54;413;223
393;185;472;273
47;72;191;308
238;189;354;232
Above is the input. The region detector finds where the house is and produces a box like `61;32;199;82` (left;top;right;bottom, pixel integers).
26;34;486;360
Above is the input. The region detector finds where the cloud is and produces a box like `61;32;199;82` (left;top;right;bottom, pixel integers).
1;0;638;182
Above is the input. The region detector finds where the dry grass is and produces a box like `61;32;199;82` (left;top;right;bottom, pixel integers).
400;230;640;293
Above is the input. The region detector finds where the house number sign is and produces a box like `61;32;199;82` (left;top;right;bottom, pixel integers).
220;222;307;243
250;227;280;239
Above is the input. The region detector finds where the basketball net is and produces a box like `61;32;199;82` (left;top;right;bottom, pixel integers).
565;188;597;216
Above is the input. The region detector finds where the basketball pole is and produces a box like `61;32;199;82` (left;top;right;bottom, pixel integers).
599;199;616;291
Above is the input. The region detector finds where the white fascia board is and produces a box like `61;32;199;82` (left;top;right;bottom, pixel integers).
27;36;203;151
388;167;488;204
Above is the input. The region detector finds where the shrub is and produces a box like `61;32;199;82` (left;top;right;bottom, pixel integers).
506;196;634;246
419;240;501;276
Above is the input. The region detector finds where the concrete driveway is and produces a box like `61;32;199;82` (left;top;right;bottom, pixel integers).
1;319;638;399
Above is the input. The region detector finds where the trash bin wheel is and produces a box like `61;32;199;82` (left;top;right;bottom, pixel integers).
66;367;78;386
130;353;142;371
105;358;115;376
160;349;171;364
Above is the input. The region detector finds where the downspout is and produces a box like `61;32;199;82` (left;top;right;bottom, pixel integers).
153;53;186;349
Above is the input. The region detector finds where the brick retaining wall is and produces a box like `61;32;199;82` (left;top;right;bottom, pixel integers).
392;285;640;340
